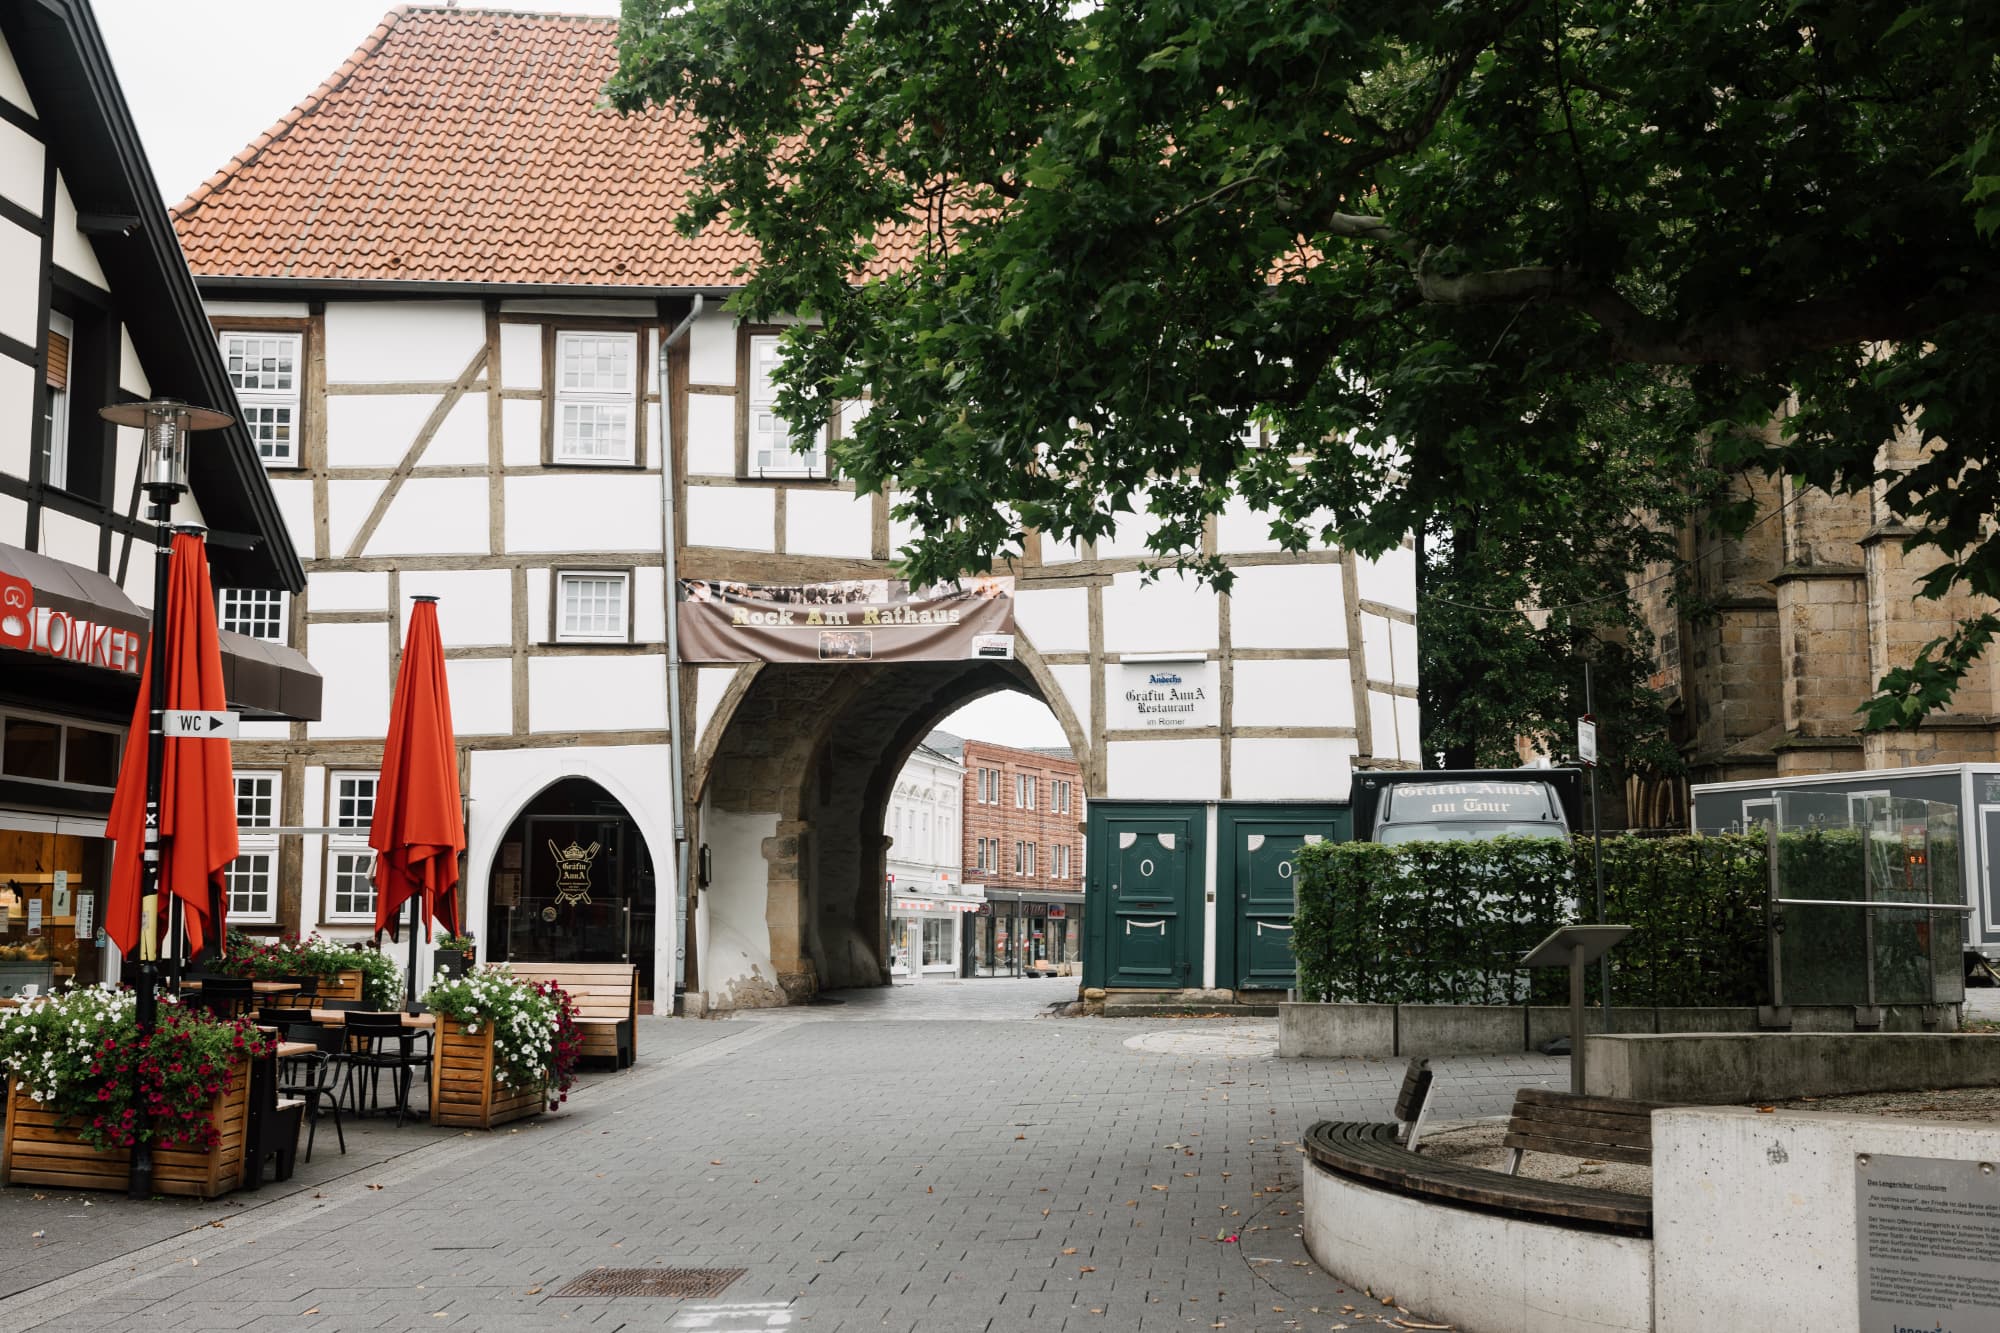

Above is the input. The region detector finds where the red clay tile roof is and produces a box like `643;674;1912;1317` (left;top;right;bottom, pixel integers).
173;6;871;289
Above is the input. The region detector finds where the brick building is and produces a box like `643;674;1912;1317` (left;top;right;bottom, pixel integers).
944;735;1084;975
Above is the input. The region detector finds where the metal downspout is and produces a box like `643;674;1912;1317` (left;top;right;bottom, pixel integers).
660;295;704;1013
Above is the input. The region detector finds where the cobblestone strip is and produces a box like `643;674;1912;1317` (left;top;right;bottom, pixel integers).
0;1017;802;1333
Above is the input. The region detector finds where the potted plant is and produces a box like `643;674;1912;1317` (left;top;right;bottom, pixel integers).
422;966;582;1129
0;987;271;1197
432;932;478;980
213;933;402;1009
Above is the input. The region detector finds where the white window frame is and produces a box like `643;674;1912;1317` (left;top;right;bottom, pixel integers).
44;311;72;491
218;587;288;643
553;330;639;465
219;330;302;467
1053;844;1070;880
1016;773;1036;810
228;770;281;924
746;333;828;477
326;772;379;924
554;569;632;643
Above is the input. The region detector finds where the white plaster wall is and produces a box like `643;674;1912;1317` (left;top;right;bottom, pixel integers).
367;476;490;556
1355;544;1417;613
1231;659;1355;729
783;487;871;559
504;474;661;553
501;397;541;467
1102;570;1219;655
529;655;668;732
888;491;919;557
1390;619;1418;687
309;622;393;737
1303;1161;1651;1333
1039;535;1081;564
687;314;736;386
693;666;741;757
499;323;542;391
1214;495;1284;555
50;175;106;290
117;328;147;398
1360;612;1393;683
697;801;784;1007
524;569;550;645
422;392;490;467
205;301;311;319
297;766;326;935
1095;490;1159;560
500;298;655;319
0;119;41;217
1396;697;1421;762
1105;738;1221;800
0;356;33;471
1654;1107;2000;1333
306;570;389;613
684;394;735;474
0;36;35;117
0;218;37;347
1013;586;1089;654
0;494;26;545
326;394;442;468
325;479;382;556
685;486;775;551
463;743;676;1001
443;658;512;736
632;567;667;642
1046;664;1092;743
400;568;512;646
36;510;97;570
1369;692;1399;761
1229;563;1348;649
325;302;485;383
267;478;314;552
1230;736;1359;801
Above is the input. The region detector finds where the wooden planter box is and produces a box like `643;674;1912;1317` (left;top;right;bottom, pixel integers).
1;1060;252;1198
316;969;365;1004
430;1017;547;1130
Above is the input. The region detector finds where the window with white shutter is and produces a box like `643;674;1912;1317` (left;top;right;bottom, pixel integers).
745;334;827;477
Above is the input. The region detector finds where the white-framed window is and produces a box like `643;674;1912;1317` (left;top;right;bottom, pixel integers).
554;330;638;464
1016;773;1036;810
747;334;827;476
43;311;71;490
1014;840;1036;876
327;773;378;922
1053;779;1072;814
219;331;301;466
218;588;287;642
555;570;631;642
1053;844;1071;880
228;770;280;922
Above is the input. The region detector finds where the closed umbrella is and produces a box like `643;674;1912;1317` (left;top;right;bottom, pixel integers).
369;597;465;1010
106;530;237;963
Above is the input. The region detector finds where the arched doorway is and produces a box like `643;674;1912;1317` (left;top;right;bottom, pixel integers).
485;777;659;1000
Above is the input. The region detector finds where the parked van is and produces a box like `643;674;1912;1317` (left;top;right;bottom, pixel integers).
1351;769;1581;844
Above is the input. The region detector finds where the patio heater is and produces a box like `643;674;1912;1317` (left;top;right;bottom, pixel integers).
100;398;232;1199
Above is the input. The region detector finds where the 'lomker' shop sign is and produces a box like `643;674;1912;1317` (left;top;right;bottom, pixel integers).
678;578;1015;664
0;569;143;675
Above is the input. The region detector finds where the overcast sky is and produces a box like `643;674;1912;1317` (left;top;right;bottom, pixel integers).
92;0;1071;752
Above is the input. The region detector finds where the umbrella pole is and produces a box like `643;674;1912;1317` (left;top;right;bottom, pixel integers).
406;892;420;1014
129;501;174;1201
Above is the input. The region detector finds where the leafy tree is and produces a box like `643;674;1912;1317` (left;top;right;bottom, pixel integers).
612;0;2000;724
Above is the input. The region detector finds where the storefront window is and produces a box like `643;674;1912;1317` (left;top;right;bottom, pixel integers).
62;727;118;787
1;717;60;781
921;916;953;968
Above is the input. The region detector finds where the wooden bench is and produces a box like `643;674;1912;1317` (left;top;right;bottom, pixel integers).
1393;1057;1435;1151
1503;1088;1662;1176
500;963;637;1069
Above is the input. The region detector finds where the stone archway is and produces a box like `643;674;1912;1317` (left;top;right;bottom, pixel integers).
692;644;1080;1010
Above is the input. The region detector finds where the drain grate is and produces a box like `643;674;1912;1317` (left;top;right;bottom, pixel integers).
553;1266;748;1299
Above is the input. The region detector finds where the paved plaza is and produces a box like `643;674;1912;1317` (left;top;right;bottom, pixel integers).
0;982;1567;1333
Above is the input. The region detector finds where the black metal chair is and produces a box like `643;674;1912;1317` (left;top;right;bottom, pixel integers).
274;974;320;1008
190;977;255;1020
340;1012;431;1127
257;1006;301;1035
277;1021;347;1161
244;1040;304;1188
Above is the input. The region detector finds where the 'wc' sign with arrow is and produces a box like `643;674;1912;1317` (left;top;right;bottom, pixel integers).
160;709;239;738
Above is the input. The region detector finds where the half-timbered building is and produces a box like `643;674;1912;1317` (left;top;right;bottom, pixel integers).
171;6;1417;1012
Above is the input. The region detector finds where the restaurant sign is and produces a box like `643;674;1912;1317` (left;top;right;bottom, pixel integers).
0;570;142;675
1111;660;1219;730
679;577;1014;664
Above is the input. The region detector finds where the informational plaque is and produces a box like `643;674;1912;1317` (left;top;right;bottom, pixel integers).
1857;1153;2000;1328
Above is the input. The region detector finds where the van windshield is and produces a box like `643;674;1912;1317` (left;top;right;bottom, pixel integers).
1384;781;1560;823
1375;822;1565;846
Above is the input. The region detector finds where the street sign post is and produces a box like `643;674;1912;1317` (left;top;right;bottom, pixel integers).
1577;716;1598;766
159;709;239;738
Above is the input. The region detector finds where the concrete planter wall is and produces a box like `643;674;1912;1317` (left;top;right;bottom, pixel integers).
1279;1001;1958;1059
1585;1031;2000;1103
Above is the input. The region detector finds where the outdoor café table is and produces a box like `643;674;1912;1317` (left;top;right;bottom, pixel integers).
308;1009;434;1028
180;980;302;995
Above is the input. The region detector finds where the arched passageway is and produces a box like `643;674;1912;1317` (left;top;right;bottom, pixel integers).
484;776;661;998
690;648;1085;1010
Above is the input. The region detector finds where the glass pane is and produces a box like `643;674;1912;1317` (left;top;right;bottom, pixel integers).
335;776;376;829
241;404;295;463
560;333;633;392
558;403;631;460
226;853;272;915
63;727;119;787
235;775;276;827
332;851;375;917
224;334;297;391
2;719;60;780
561;575;626;637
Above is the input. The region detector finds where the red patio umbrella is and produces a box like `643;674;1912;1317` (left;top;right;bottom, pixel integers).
370;597;465;1006
106;531;237;961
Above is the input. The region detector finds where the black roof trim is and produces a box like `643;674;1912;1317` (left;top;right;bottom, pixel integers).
0;0;304;592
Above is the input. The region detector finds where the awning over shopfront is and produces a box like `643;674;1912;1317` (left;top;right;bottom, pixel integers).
890;893;985;914
0;544;321;721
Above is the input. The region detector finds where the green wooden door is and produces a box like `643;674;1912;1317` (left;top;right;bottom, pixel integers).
1217;808;1347;991
1100;811;1202;989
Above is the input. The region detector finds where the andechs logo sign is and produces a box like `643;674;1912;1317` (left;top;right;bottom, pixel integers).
0;570;142;675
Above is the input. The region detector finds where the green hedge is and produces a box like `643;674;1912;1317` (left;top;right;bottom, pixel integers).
1292;834;1769;1007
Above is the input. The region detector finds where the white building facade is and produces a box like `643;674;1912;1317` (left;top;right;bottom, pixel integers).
884;735;971;982
173;7;1418;1012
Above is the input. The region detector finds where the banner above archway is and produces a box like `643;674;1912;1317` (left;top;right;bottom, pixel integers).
678;577;1015;664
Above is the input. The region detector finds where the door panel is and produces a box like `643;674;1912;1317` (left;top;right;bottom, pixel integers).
1220;812;1343;991
1103;817;1195;989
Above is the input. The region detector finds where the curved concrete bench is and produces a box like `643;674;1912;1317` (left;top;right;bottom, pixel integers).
1302;1121;1653;1333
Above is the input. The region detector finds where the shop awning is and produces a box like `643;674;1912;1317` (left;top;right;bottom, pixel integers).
0;544;321;721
